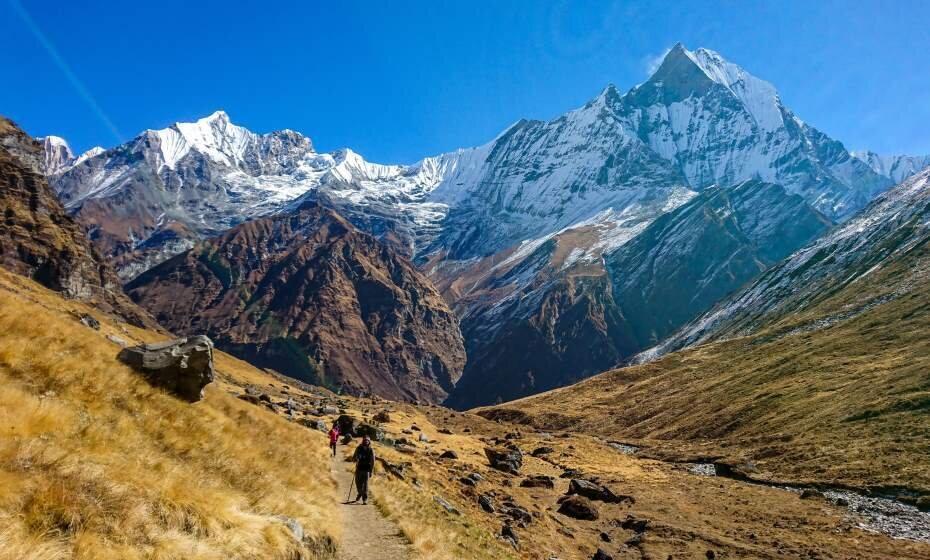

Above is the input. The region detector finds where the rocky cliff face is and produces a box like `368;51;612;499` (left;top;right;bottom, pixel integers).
125;203;465;403
444;180;830;408
647;167;930;359
0;117;154;327
605;180;832;347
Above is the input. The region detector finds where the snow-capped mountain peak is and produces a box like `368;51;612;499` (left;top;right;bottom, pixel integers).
39;135;75;175
146;110;261;170
688;47;784;131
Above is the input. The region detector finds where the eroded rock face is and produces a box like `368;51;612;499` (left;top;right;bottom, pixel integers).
125;203;465;403
117;336;215;401
0;117;155;328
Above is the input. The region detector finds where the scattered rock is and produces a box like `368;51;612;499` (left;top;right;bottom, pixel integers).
377;457;410;480
117;335;215;402
800;489;824;500
706;551;716;560
520;475;555;489
478;493;495;513
485;446;523;474
619;514;648;533
418;432;429;442
531;446;555;457
439;450;459;460
78;313;100;330
459;476;477;487
340;434;354;445
273;515;304;542
238;393;262;405
557;495;599;520
501;524;519;548
411;425;421;431
592;549;613;560
395;444;417;455
106;334;129;347
568;479;632;504
467;472;483;483
433;495;460;515
599;531;611;542
355;423;385;441
373;410;391;423
259;393;272;403
502;503;532;524
320;405;339;415
298;418;328;432
438;428;453;435
560;468;583;479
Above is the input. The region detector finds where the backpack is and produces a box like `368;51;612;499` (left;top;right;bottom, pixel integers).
355;445;375;471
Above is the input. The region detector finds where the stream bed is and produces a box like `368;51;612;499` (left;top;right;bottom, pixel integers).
602;440;930;544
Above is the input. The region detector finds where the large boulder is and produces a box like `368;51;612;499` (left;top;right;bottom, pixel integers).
567;479;632;504
557;495;599;520
117;336;214;401
336;414;359;436
484;447;523;474
520;475;555;489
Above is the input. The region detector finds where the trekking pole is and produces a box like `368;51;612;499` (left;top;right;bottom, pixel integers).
345;476;355;503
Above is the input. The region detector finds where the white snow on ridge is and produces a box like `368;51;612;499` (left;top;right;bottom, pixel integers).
150;110;255;170
852;150;930;184
689;47;785;132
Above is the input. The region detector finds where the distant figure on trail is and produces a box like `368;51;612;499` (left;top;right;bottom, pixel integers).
351;435;376;504
328;423;340;457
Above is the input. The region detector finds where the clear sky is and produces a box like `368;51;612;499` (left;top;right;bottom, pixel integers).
2;0;929;163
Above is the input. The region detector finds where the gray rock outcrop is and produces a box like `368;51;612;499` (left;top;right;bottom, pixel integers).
117;335;215;401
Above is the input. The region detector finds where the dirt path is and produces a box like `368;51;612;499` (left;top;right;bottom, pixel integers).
333;455;412;560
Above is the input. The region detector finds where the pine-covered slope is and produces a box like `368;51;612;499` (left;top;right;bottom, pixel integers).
125;202;465;403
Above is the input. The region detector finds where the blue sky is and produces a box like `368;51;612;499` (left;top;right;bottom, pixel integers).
2;0;929;163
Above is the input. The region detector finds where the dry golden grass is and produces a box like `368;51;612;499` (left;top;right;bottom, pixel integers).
0;271;339;559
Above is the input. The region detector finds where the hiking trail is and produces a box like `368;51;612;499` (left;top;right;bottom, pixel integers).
333;454;412;560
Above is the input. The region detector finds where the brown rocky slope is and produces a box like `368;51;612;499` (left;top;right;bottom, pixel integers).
125;202;465;403
0;117;154;327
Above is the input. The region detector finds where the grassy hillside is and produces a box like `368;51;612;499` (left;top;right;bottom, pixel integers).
482;240;930;496
3;266;926;558
0;269;338;559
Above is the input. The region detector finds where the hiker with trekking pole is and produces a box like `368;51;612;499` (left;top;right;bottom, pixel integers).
348;435;375;504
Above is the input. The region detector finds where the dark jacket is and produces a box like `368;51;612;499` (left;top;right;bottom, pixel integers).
353;443;375;473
